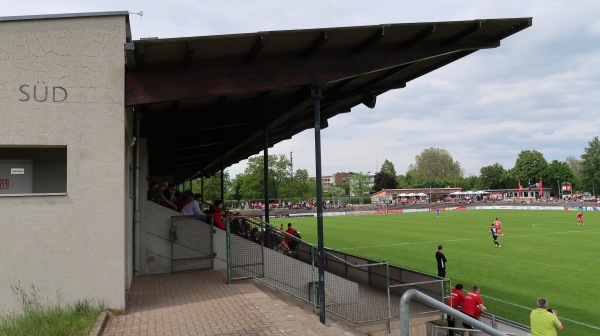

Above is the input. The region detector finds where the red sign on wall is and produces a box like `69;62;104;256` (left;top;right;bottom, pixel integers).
0;179;9;189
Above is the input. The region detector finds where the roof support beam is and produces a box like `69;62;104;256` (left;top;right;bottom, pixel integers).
182;41;196;67
126;40;499;106
245;34;268;62
300;31;328;56
352;26;388;52
443;22;482;45
397;25;435;49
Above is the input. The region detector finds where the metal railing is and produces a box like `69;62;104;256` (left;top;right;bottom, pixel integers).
226;215;449;328
400;289;514;336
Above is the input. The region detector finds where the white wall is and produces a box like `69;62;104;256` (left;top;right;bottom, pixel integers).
0;14;128;313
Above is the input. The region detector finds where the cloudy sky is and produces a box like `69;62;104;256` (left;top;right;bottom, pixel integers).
5;1;599;177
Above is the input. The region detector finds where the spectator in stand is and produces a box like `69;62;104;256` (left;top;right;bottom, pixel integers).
175;190;193;211
182;193;206;221
147;181;158;201
151;179;177;210
229;212;243;235
460;285;486;330
277;237;292;254
446;284;464;336
249;227;261;243
211;200;226;230
530;298;563;336
285;223;299;251
164;185;176;203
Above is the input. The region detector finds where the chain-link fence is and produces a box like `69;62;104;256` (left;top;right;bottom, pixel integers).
226;215;449;325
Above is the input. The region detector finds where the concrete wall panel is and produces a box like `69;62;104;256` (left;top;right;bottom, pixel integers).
0;15;127;313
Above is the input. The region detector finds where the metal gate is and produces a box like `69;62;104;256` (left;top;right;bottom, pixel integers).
171;216;213;272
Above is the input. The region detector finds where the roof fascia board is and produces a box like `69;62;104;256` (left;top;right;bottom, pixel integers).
125;40;499;106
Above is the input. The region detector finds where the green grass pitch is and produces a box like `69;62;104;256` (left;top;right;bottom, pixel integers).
283;209;599;336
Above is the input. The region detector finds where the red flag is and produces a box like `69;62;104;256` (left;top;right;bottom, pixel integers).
518;180;522;197
539;179;543;197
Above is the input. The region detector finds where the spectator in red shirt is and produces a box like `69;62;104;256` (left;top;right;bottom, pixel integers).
285;223;298;251
446;284;464;335
460;285;486;330
211;200;226;230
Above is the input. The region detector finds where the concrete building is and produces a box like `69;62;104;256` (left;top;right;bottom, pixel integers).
0;12;132;313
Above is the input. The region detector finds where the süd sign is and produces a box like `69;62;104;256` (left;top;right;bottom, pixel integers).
19;82;68;102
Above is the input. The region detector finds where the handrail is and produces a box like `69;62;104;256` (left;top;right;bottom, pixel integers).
389;279;446;288
400;289;510;336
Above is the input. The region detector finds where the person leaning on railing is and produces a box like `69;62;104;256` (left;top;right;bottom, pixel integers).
460;285;486;330
445;284;464;336
209;200;226;230
530;298;563;336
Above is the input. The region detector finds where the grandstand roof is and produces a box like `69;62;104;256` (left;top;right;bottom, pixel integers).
125;17;532;183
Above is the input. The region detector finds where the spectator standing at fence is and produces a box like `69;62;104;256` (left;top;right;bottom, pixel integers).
531;298;563;336
460;285;486;330
490;223;501;247
436;245;447;277
445;283;464;336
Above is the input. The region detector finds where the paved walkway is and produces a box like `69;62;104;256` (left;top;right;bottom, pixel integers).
101;270;359;336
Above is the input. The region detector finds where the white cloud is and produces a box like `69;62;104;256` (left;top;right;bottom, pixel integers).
4;0;598;179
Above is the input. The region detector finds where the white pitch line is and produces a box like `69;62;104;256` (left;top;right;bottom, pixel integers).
339;228;600;251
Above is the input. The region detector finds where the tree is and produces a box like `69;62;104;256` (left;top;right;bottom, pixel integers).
192;170;231;202
239;155;291;199
407;147;463;185
580;136;600;195
479;163;506;189
565;155;583;190
541;160;574;196
380;159;397;177
373;171;397;191
349;172;372;198
512;150;548;188
227;174;244;201
457;175;481;191
282;168;315;201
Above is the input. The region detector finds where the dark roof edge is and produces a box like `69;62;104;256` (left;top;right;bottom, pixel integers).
0;11;129;23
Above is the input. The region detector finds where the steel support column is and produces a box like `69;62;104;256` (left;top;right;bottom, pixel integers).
312;84;326;324
263;128;270;223
221;157;225;202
